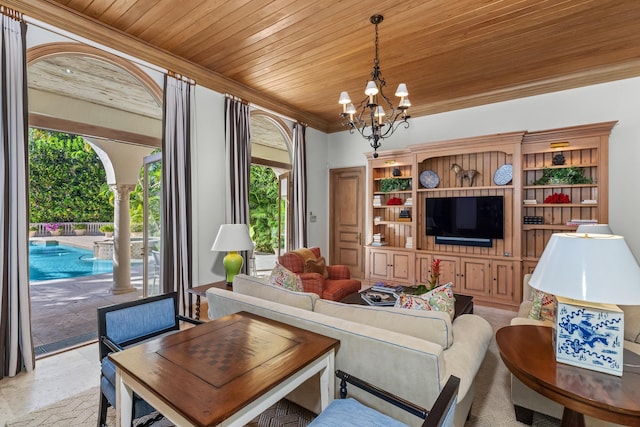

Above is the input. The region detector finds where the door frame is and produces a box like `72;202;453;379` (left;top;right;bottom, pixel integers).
329;166;366;278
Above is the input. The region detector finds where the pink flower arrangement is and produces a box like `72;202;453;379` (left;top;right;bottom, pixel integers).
429;258;441;290
44;222;60;232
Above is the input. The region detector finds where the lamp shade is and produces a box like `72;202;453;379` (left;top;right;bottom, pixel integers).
575;223;612;234
529;233;640;304
211;224;254;252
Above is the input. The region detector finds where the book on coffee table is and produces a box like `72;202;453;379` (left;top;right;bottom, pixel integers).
360;289;398;306
370;283;404;295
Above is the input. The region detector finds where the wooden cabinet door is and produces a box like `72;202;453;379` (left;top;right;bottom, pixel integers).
368;249;391;281
491;260;515;302
415;254;432;284
460;258;490;295
438;256;460;291
389;251;413;283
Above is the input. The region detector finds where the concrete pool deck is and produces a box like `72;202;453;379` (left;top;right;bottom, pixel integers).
28;235;277;357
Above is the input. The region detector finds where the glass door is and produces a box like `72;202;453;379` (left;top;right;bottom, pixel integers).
277;172;290;256
142;152;162;297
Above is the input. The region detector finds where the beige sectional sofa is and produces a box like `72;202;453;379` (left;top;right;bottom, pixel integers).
509;274;640;425
206;274;493;427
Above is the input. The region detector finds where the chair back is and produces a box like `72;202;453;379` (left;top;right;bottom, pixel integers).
278;247;322;273
97;292;180;360
422;375;460;427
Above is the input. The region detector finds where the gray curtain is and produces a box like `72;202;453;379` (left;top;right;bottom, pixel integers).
0;9;34;379
289;123;307;249
161;74;193;315
224;95;251;274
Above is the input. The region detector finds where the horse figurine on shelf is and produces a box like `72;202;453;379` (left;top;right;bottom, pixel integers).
451;163;480;187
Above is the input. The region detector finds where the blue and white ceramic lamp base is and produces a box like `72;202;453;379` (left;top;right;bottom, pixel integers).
553;296;624;376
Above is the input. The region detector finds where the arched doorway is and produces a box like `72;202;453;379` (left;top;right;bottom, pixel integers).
26;42;163;354
250;112;292;273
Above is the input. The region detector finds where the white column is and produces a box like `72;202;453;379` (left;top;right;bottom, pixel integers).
110;184;137;295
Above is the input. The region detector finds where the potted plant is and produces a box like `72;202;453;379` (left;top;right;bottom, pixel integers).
380;177;410;192
29;225;38;238
99;224;114;238
130;222;144;238
73;223;87;236
45;222;62;236
532;166;592;185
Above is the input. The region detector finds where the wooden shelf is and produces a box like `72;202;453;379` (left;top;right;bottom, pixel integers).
373;190;413;195
416;185;514;192
374;220;413;225
522;163;597;172
522;184;597;189
523;203;598;208
522;224;578;231
373;177;411;181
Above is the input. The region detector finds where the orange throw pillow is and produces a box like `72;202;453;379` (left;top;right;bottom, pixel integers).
304;256;329;279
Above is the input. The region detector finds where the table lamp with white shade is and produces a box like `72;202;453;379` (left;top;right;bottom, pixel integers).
529;232;640;375
211;224;254;286
575;223;612;235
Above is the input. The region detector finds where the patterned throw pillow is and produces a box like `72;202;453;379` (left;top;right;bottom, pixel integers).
268;263;303;292
528;290;555;321
304;257;329;278
395;283;456;320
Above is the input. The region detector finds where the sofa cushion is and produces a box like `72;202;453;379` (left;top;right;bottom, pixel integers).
233;274;318;310
620;305;640;343
314;299;453;349
268;263;303;292
395;283;456;320
309;398;408;427
528;290;554;321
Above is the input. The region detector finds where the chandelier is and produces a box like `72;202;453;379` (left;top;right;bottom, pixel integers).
338;14;410;158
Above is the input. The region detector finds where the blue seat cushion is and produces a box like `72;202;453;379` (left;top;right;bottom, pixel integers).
309;398;409;427
101;357;155;417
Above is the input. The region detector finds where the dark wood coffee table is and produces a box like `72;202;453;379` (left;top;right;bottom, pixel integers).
110;311;339;427
340;289;473;320
496;325;640;427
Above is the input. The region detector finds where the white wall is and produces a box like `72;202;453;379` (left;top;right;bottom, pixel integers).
327;77;640;259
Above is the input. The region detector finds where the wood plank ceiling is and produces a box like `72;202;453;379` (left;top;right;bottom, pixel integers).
11;0;640;133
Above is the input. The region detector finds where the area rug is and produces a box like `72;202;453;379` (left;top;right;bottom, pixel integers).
5;387;314;427
7;306;563;427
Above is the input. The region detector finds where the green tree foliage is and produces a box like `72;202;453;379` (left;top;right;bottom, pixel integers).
29;129;112;223
249;165;279;253
129;153;162;236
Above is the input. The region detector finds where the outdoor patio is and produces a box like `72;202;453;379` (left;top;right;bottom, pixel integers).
29;235;276;357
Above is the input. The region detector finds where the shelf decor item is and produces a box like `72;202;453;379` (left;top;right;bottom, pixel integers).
493;164;513;185
543;193;570;203
419;170;439;188
451;163;479;187
552;153;566;165
380;177;410;192
532;166;592;185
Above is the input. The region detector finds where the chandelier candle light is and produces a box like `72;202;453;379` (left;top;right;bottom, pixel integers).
339;14;410;158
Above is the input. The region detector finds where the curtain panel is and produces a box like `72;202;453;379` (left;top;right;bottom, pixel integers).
289;123;307;249
161;74;193;315
0;10;34;379
224;96;251;274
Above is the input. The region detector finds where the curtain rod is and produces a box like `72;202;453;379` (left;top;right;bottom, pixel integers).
24;15;167;76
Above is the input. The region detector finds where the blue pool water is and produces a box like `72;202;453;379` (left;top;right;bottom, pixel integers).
29;242;113;281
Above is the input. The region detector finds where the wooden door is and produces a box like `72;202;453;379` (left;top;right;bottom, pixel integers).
330;167;365;278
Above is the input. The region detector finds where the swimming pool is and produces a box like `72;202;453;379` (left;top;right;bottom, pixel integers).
29;242;113;281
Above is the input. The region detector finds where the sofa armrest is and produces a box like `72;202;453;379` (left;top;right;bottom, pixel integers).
327;264;351;280
442;314;492;402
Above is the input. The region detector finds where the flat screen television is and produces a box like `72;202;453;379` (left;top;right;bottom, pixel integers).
426;196;504;247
